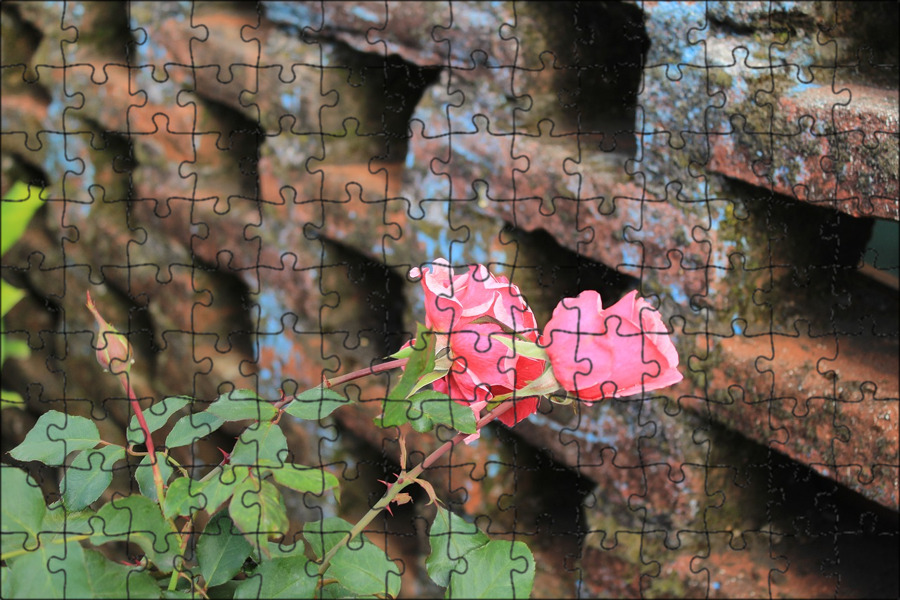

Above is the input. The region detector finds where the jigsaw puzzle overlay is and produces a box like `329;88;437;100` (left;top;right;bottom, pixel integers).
1;1;898;598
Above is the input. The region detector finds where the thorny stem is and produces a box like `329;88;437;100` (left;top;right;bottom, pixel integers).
316;401;516;576
118;373;167;506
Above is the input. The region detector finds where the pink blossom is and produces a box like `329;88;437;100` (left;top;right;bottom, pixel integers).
410;259;544;426
541;290;682;401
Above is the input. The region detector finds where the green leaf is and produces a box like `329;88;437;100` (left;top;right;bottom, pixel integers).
162;476;207;519
230;421;288;467
426;505;490;587
229;479;288;548
283;386;348;420
9;411;100;466
495;335;550;360
196;466;249;515
303;517;400;597
92;495;179;571
264;463;339;497
61;445;126;511
376;326;443;429
206;389;276;422
1;182;45;257
446;540;535;599
165;411;225;448
1;280;26;319
198;511;253;588
303;517;353;561
5;542;160;599
389;325;436;402
232;555;319;599
42;502;95;537
4;538;75;599
127;396;191;445
0;466;46;555
413;391;477;434
135;452;174;502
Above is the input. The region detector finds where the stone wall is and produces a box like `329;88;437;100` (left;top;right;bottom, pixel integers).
2;2;897;597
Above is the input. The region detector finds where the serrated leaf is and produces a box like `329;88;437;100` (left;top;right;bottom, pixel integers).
6;543;160;600
229;478;288;550
413;391;477;434
198;511;253;588
127;396;191;445
283;385;348;420
3;538;74;599
426;505;490;588
1;466;46;555
135;452;174;502
9;411;100;466
230;421;288;467
206;389;276;422
61;445;126;511
495;334;550;360
377;395;418;429
232;555;318;599
42;502;95;537
92;495;179;572
304;517;400;597
162;476;207;519
446;540;535;599
388;325;436;402
165;411;225;448
196;466;249;515
264;462;339;496
303;517;353;561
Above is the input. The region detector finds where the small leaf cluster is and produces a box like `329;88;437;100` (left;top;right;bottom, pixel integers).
2;380;536;598
376;325;477;434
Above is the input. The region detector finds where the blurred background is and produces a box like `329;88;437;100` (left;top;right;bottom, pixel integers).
1;2;897;597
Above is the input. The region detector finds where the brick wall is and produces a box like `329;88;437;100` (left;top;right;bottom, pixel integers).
2;2;897;597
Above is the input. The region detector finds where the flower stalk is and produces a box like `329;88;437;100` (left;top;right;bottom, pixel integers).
316;401;515;575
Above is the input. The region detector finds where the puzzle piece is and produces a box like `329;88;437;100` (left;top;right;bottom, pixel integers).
1;2;897;598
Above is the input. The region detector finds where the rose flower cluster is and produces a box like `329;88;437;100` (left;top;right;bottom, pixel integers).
409;259;682;426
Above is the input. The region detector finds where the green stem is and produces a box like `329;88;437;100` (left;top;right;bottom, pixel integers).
316;401;515;576
167;519;194;592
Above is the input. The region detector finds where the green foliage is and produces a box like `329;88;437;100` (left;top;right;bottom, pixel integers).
283;385;348;420
127;395;191;445
197;511;252;587
428;506;536;599
2;305;538;597
61;445;126;510
305;517;402;597
1;182;45;411
9;411;101;465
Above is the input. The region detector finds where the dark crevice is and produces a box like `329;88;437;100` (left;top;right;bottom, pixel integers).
318;239;408;357
520;1;649;154
499;224;641;326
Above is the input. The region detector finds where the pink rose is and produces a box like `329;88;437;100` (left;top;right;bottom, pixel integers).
541;290;682;401
410;259;544;426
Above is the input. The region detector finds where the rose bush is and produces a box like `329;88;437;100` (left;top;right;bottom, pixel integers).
541;290;682;401
410;259;544;426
